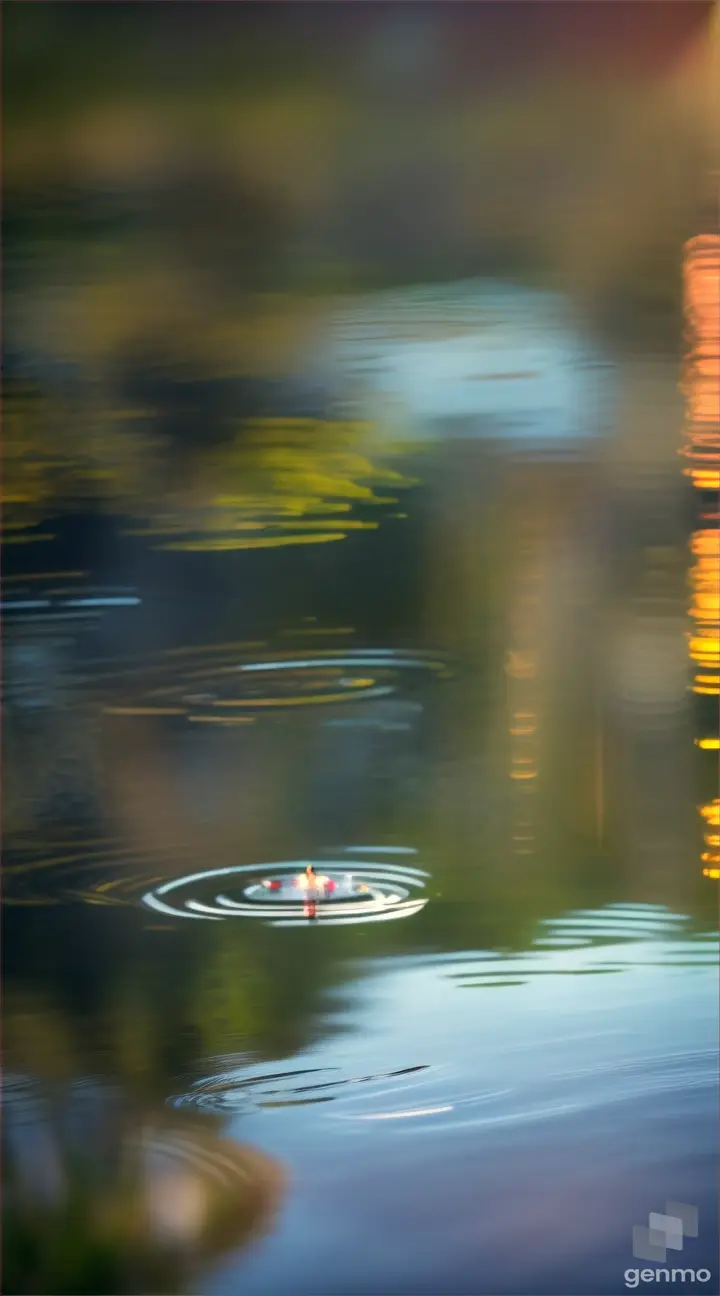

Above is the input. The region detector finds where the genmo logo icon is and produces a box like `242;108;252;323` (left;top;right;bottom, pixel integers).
624;1201;712;1288
634;1201;699;1262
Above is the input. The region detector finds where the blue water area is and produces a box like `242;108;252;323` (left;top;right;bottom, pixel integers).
198;926;718;1296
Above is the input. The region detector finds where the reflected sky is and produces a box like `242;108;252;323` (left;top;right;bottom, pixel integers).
199;929;718;1296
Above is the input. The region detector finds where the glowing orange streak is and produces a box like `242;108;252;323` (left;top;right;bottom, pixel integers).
686;470;720;486
684;237;720;878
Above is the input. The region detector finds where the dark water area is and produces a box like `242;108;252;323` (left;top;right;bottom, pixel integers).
3;5;719;1295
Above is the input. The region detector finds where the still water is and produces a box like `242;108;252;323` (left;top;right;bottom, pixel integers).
3;6;719;1293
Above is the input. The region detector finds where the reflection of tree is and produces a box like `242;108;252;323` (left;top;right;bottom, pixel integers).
3;991;78;1084
2;388;413;546
4;10;709;552
3;994;287;1296
188;925;269;1059
144;160;289;304
113;359;261;457
419;451;714;937
5;33;706;336
5;10;709;451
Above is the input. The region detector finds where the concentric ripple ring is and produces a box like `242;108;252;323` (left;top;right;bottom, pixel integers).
142;857;429;926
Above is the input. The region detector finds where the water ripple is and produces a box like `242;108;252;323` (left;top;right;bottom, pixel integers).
171;1042;718;1134
172;1064;432;1115
447;909;718;988
97;646;451;722
142;851;429;927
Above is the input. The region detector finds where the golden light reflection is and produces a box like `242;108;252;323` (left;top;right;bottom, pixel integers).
698;799;720;880
1;410;415;550
700;800;720;826
211;688;375;708
686;469;720;489
682;238;720;491
506;549;542;852
187;715;256;725
158;533;347;552
683;235;720;882
505;651;537;680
